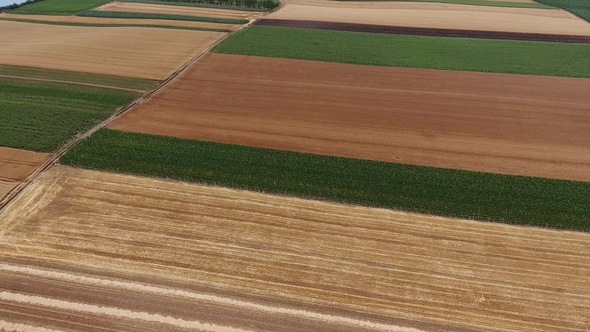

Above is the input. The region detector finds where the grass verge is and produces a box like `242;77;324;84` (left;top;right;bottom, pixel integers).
0;17;232;32
339;0;552;8
120;0;276;12
60;129;590;231
212;26;590;78
8;0;112;15
535;0;590;22
77;9;249;24
0;78;139;152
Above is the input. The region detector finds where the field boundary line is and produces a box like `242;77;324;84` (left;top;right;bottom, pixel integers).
0;22;246;213
0;74;146;92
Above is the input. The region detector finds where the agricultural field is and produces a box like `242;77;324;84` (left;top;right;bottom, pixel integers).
8;0;112;14
213;26;590;77
77;8;250;24
0;12;239;30
337;0;552;8
263;3;590;35
0;165;589;331
0;20;225;79
95;1;265;20
0;147;48;200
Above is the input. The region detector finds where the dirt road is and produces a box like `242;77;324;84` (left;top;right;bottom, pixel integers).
109;53;590;182
0;165;588;331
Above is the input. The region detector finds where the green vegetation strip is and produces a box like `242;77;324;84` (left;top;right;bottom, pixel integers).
0;17;232;32
339;0;552;9
535;0;590;22
78;10;249;24
120;0;277;12
61;129;590;231
213;26;590;78
0;64;156;91
8;0;112;15
0;78;138;152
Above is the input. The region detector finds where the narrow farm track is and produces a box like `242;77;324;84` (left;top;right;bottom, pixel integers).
0;166;589;332
109;53;590;182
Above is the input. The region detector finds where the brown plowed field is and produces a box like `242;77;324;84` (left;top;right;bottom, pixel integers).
0;13;242;30
109;54;590;182
95;1;265;21
0;20;225;80
0;165;589;331
0;182;15;201
0;147;48;183
266;4;590;35
256;19;590;43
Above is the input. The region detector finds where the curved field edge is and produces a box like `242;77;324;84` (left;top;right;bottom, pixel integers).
337;0;553;9
0;17;232;32
0;65;157;91
77;9;249;24
60;129;590;231
535;0;590;22
212;26;590;78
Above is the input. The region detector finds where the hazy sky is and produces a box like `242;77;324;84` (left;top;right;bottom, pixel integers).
0;0;26;7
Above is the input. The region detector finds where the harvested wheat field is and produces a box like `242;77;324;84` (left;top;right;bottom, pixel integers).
0;165;588;331
282;0;537;6
110;53;590;182
96;1;265;21
0;147;48;200
0;20;225;80
265;3;590;35
0;13;242;30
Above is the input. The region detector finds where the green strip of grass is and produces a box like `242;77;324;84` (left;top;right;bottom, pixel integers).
0;78;138;152
0;17;232;32
60;129;590;231
535;0;590;22
120;0;276;12
77;9;249;24
8;0;112;15
212;26;590;78
339;0;552;9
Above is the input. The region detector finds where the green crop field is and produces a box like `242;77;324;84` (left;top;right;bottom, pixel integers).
0;78;139;152
0;17;232;32
212;26;590;78
0;65;157;90
339;0;552;8
77;10;249;24
535;0;590;22
9;0;112;15
61;129;590;231
120;0;279;11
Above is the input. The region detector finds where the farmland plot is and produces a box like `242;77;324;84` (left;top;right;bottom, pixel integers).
0;147;48;201
265;3;590;35
0;165;589;331
109;53;590;182
0;20;225;79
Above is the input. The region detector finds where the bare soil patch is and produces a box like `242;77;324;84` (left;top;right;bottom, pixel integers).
267;3;590;35
256;19;590;42
0;20;225;80
95;1;265;20
0;165;588;331
109;53;590;182
0;13;242;30
0;147;48;183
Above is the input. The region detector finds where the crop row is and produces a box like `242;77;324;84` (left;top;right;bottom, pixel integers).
77;10;249;24
61;129;590;231
213;26;590;78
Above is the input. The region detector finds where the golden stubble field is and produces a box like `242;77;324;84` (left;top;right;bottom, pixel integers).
0;20;226;80
266;3;590;35
0;165;588;331
0;147;48;200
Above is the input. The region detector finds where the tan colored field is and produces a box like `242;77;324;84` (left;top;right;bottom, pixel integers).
109;54;590;182
266;3;590;35
0;20;225;80
0;182;15;201
283;0;536;5
96;1;265;20
0;147;48;201
0;165;588;331
0;13;242;30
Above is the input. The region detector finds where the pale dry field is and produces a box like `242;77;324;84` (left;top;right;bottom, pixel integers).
0;147;48;201
283;0;536;5
110;54;590;182
266;3;590;35
0;165;588;331
0;13;243;30
96;1;265;20
0;20;225;80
